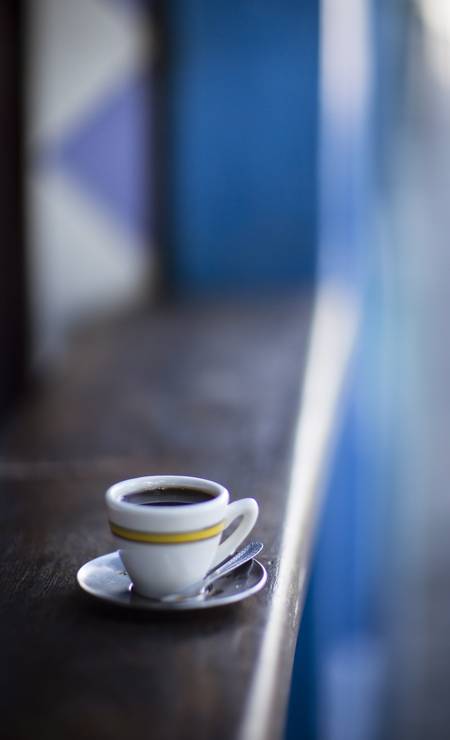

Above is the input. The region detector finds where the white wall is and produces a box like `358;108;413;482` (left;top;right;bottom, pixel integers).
26;0;156;361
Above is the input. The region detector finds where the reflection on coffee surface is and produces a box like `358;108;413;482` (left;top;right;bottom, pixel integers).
122;487;216;507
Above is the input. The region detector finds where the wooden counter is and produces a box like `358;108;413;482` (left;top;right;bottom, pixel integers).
0;287;357;740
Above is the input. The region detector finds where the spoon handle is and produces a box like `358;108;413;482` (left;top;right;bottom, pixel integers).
161;541;264;602
204;540;263;588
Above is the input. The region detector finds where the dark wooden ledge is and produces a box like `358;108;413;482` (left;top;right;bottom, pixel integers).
0;288;357;740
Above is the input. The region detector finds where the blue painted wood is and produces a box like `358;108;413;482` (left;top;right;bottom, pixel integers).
285;305;388;739
163;0;318;290
285;0;381;734
285;386;360;740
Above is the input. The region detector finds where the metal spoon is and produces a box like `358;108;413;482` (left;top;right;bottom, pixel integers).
161;541;264;603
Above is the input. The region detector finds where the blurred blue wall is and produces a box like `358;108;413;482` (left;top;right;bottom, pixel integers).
163;0;318;291
285;1;386;738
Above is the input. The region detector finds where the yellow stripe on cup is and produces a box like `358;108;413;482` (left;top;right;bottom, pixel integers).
109;520;224;545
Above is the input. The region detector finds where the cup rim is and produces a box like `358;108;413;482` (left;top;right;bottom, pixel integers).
106;475;229;517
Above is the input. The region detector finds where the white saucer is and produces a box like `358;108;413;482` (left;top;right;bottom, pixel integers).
77;551;267;611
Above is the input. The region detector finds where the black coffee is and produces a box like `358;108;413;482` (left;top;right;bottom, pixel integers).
122;487;215;507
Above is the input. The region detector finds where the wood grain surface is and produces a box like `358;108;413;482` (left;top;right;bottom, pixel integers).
0;296;314;740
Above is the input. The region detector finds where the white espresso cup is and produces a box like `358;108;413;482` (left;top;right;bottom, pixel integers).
106;475;259;598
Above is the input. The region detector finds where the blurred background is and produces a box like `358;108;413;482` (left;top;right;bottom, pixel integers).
1;0;450;738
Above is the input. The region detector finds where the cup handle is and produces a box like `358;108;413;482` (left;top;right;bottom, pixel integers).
210;498;259;570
